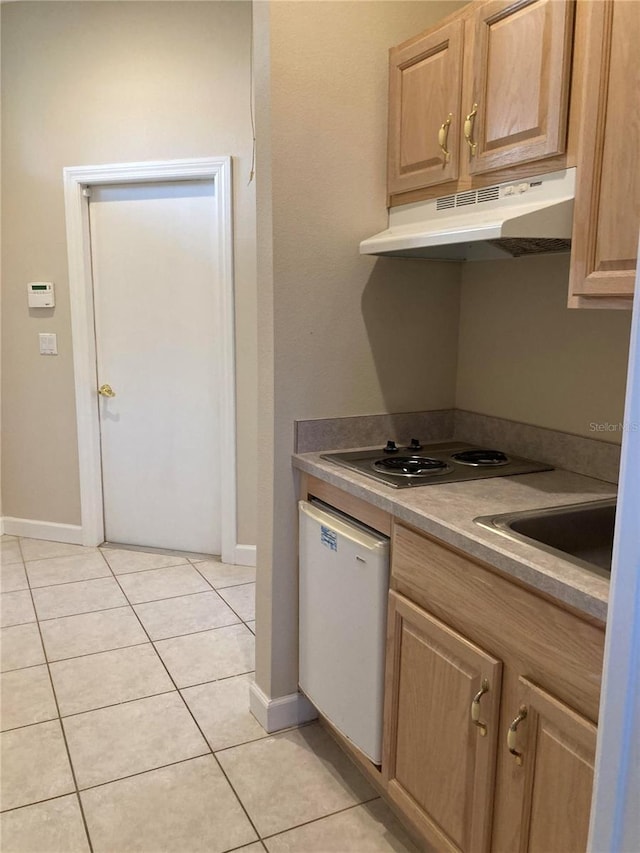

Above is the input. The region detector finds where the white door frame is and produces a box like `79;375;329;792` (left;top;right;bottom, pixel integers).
63;157;238;563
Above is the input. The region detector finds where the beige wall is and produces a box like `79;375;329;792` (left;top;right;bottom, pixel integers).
254;0;466;700
1;1;257;543
456;255;632;442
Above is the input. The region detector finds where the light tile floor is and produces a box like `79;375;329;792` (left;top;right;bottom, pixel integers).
0;535;419;852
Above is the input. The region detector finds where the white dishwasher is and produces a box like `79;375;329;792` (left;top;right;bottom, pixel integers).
298;499;390;764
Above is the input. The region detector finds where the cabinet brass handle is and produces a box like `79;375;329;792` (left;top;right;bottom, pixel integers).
471;678;490;737
507;705;528;765
98;383;116;398
438;113;453;163
464;103;478;155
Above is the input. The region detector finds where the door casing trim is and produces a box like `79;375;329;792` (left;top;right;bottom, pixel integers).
63;157;238;562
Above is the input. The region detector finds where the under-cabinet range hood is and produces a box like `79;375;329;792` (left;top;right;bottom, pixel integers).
360;168;575;261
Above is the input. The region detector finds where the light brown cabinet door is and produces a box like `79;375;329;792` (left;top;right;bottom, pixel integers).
383;591;502;853
504;677;597;853
388;19;464;195
569;0;639;306
465;0;574;175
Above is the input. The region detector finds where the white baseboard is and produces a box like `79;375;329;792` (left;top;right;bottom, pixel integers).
1;517;84;544
233;544;256;567
2;518;255;564
249;680;318;733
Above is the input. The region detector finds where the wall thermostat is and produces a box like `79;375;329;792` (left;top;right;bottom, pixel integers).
28;282;55;308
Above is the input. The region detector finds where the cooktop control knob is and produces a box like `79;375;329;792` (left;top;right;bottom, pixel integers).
409;438;423;451
384;440;398;453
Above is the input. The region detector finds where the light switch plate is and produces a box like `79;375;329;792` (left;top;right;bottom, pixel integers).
39;333;58;355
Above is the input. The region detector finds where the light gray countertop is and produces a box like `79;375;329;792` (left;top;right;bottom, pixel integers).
293;450;617;623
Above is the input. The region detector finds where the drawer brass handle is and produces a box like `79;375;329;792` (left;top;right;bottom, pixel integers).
507;705;528;765
471;678;490;736
438;113;453;164
464;103;478;155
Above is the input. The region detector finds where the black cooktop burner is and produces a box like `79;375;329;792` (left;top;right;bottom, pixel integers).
451;449;510;467
373;456;449;476
320;441;553;489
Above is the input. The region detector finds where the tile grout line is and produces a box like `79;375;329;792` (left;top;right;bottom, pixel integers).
35;603;131;623
176;667;257;693
106;568;266;844
196;725;272;755
21;551;101;566
17;545;100;564
37;638;150;666
27;572;114;591
191;563;256;624
0;617;40;629
13;633;250;669
137;618;244;643
210;750;264;844
16;538;96;853
111;587;222;607
1;660;56;676
101;559;190;576
4;686;178;729
0;790;86;817
0;753;210;812
25;547;116;590
258;795;383;843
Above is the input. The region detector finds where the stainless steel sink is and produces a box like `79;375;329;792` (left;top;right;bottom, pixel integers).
474;498;616;577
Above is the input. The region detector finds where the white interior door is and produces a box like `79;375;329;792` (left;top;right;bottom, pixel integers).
89;180;221;554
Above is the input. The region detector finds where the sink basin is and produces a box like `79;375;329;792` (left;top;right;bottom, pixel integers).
474;498;616;577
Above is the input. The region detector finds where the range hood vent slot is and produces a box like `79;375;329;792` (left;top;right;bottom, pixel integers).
436;195;455;211
455;190;476;207
478;186;500;203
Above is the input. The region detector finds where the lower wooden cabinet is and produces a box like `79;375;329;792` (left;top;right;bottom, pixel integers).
507;678;596;853
383;592;501;853
384;523;604;853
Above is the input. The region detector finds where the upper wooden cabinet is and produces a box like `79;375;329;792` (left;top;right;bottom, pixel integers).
568;0;640;308
467;0;574;175
387;19;464;194
387;0;575;199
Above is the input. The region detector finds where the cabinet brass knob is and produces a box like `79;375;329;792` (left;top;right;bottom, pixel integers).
507;704;528;765
471;678;490;736
438;113;453;164
464;103;478;155
98;383;116;398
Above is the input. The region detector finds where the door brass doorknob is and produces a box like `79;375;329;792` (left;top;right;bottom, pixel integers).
98;384;116;398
